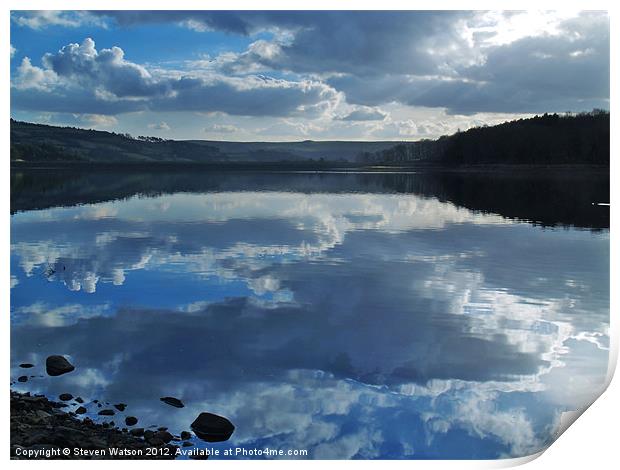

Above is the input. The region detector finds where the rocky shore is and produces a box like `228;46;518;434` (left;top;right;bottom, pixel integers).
11;391;179;460
11;355;235;459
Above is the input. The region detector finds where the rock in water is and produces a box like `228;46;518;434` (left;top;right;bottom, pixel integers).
114;403;127;411
125;416;138;426
17;376;28;383
160;397;184;408
180;431;192;440
190;412;235;442
19;363;34;368
75;406;87;414
98;409;115;416
45;355;75;376
59;393;73;401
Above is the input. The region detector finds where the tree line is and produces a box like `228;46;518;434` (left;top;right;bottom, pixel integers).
358;110;610;165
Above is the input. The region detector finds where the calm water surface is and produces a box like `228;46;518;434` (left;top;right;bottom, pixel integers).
10;170;609;459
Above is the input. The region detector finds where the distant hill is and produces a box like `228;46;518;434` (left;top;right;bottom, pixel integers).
10;120;224;163
10;120;400;164
188;139;401;163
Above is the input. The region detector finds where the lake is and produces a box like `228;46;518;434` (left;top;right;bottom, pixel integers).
10;168;610;459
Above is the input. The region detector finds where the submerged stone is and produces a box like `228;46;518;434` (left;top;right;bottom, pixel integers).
160;397;184;408
125;416;138;426
45;355;75;376
190;412;235;442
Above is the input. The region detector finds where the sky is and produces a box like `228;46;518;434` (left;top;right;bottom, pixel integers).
9;10;610;141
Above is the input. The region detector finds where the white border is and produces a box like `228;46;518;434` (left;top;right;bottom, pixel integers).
3;1;617;469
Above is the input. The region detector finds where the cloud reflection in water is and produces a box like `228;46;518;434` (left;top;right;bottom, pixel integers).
10;189;609;459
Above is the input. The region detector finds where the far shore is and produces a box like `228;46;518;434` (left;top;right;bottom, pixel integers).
10;161;611;174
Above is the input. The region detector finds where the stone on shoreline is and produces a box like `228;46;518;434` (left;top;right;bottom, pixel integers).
45;355;75;376
153;431;174;444
11;391;178;460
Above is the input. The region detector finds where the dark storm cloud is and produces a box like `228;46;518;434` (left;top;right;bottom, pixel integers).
93;10;258;34
216;11;472;77
10;87;145;115
325;12;609;114
213;10;609;114
151;76;334;116
108;10;611;114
